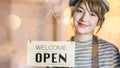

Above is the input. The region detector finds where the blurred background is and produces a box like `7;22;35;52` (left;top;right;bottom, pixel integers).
0;0;120;68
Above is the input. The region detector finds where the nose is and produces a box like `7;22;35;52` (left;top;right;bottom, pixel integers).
79;12;88;22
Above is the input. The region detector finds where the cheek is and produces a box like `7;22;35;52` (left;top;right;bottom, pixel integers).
91;17;99;24
73;13;80;24
73;13;81;20
91;19;99;28
73;19;77;27
73;14;77;25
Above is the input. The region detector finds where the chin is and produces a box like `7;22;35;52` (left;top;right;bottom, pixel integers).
76;30;91;34
77;31;88;34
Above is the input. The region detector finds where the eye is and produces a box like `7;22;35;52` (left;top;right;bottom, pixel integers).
90;12;97;16
76;9;83;13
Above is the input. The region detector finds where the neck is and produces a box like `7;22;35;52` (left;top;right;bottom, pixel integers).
74;32;93;42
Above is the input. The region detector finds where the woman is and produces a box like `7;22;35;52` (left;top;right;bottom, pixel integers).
69;0;120;68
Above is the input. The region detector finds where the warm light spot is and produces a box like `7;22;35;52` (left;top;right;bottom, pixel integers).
64;7;71;24
4;14;21;30
108;0;120;9
104;16;120;33
64;17;69;24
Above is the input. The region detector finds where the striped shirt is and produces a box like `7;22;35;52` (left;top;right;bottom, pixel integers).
74;37;120;68
48;36;120;68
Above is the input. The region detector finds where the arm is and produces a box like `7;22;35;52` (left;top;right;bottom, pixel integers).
113;46;120;67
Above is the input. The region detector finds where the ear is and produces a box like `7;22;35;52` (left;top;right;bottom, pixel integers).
97;18;105;26
97;20;101;26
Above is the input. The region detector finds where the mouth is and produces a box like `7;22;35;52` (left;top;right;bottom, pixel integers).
78;22;89;28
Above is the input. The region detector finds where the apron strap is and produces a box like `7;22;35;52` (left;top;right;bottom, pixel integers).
92;35;99;68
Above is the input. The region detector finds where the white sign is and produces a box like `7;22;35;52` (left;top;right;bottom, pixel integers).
27;41;75;67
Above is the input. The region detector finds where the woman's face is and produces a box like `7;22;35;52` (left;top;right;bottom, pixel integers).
73;3;99;35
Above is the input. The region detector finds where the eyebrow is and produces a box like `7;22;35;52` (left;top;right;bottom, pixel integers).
77;5;94;14
77;6;84;10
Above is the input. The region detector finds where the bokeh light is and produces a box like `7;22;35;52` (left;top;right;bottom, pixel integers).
4;14;21;30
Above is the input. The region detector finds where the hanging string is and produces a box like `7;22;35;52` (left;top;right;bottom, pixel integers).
29;0;71;40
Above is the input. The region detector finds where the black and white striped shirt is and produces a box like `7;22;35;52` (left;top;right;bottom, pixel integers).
48;36;120;68
74;37;120;68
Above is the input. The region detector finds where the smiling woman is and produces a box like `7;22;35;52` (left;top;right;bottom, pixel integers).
68;0;120;68
45;0;120;68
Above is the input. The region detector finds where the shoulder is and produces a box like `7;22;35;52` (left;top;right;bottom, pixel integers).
97;37;113;45
97;37;119;54
97;37;114;46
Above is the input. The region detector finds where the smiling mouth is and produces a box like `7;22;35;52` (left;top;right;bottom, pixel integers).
78;22;89;28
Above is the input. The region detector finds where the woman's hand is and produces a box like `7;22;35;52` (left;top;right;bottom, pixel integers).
51;0;69;16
